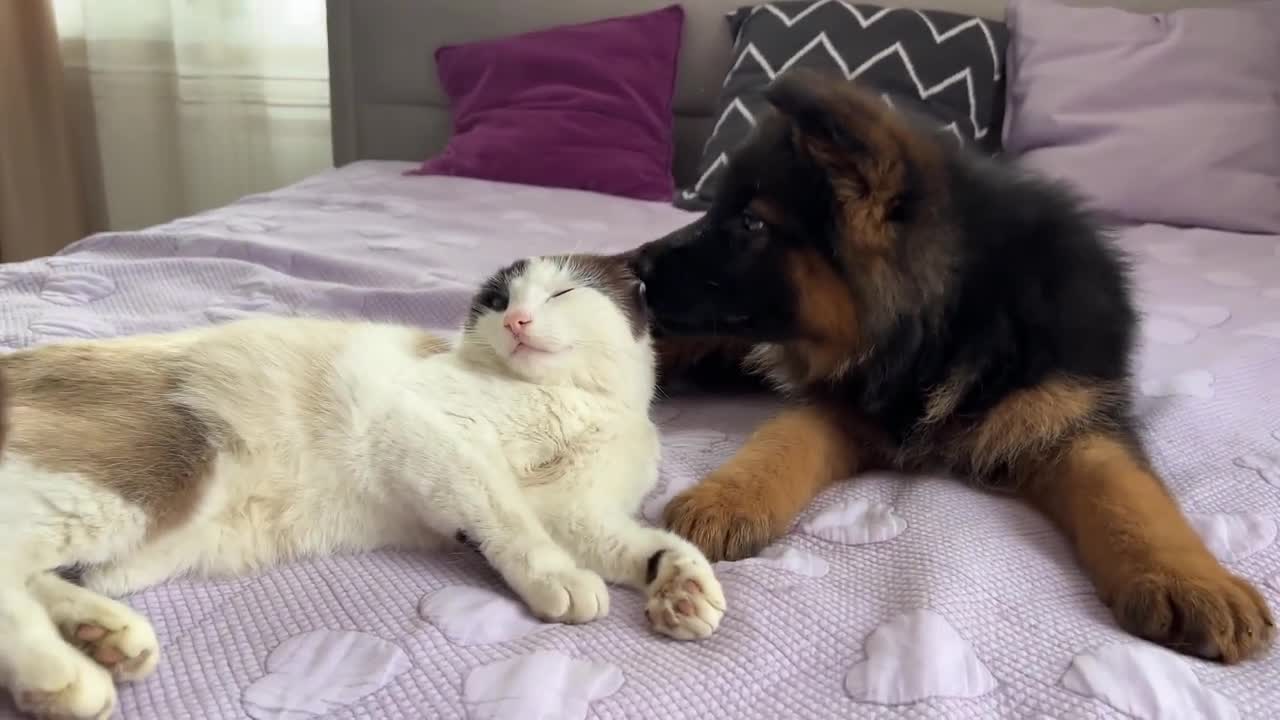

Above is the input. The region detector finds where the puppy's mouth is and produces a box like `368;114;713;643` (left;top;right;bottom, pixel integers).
649;306;752;336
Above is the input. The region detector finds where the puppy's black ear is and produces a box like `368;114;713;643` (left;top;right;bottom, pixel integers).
765;69;920;212
764;68;865;155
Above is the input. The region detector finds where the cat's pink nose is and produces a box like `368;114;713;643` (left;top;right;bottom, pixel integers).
503;309;533;335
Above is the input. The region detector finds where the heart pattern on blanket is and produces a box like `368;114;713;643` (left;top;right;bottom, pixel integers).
1149;304;1231;328
1237;322;1280;340
1142;241;1196;265
39;271;117;305
652;404;685;425
719;545;831;587
1235;454;1280;487
205;302;276;324
358;226;402;240
416;267;487;291
640;431;743;523
642;477;685;524
29;315;117;340
0;268;23;291
1204;270;1256;288
241;630;411;720
845;609;997;704
1187;513;1277;562
430;233;486;249
803;499;907;545
1060;643;1239;720
565;220;611;233
365;239;407;253
205;283;277;324
1143;304;1233;345
225;219;281;235
1142;317;1198;345
463;651;624;720
663;429;740;459
1140;369;1215;399
420;585;552;646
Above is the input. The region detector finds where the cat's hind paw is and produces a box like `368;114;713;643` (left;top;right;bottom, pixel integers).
645;549;725;640
522;567;610;625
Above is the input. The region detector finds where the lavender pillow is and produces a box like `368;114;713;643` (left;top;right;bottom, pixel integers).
1003;0;1280;234
411;6;684;202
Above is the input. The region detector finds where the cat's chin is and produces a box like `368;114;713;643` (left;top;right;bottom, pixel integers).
510;341;562;357
502;345;571;379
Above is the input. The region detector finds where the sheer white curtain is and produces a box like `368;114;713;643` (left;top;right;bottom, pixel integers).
52;0;332;231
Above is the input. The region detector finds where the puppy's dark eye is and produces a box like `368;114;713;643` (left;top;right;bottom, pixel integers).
742;212;765;233
550;288;575;299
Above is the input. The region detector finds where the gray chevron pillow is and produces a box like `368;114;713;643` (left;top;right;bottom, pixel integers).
676;1;1009;210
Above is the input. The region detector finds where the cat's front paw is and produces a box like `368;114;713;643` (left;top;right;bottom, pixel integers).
65;613;160;682
645;548;726;640
12;650;116;720
520;567;610;625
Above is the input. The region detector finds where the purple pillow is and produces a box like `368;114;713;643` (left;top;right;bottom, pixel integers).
411;5;685;202
1003;0;1280;234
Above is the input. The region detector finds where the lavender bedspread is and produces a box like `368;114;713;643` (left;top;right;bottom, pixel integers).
2;161;1278;720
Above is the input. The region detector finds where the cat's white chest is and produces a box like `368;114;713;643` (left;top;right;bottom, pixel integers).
499;388;612;486
403;360;616;480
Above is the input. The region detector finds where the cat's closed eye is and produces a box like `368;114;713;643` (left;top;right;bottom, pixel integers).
549;288;575;299
480;290;508;311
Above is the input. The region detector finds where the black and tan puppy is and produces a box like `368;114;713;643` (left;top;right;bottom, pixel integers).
626;69;1273;663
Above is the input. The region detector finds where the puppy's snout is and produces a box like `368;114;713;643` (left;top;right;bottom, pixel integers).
627;217;704;283
623;246;654;282
631;253;654;282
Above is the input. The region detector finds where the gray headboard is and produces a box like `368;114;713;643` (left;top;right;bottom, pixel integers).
325;0;1213;187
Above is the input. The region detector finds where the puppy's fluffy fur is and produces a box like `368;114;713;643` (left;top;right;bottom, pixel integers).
628;70;1273;664
0;255;724;720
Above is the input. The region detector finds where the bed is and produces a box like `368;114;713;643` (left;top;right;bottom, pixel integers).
3;1;1278;718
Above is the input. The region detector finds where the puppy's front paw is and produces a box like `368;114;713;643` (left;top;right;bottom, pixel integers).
664;477;775;562
520;567;610;625
1110;559;1274;663
645;549;726;640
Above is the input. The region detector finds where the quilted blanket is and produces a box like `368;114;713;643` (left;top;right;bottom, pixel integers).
1;161;1277;720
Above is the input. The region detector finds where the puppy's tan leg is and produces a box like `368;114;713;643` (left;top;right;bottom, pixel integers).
664;405;867;562
1026;432;1274;663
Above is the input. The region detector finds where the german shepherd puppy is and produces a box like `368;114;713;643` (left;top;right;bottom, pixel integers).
625;69;1273;663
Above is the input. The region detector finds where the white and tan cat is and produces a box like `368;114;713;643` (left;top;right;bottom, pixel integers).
0;254;725;720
